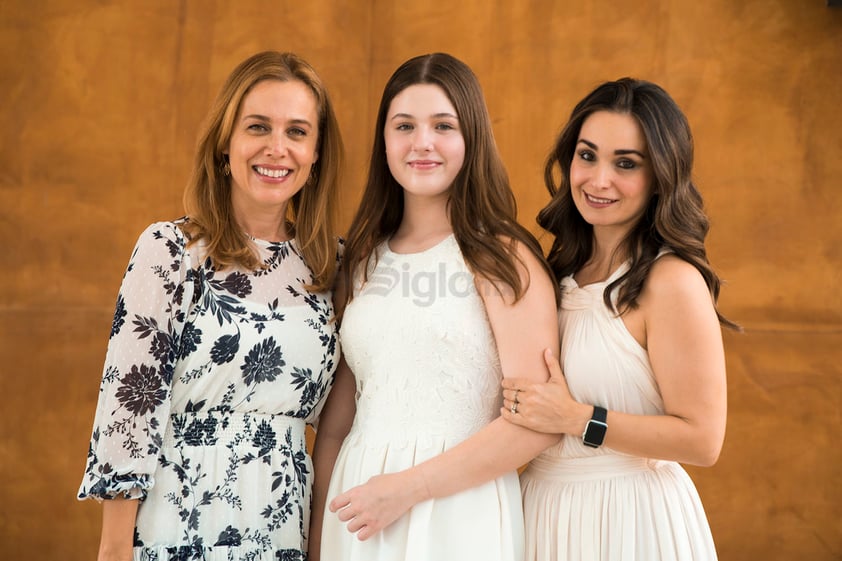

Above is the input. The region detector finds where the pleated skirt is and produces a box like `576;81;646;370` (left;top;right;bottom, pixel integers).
520;454;717;561
321;433;524;561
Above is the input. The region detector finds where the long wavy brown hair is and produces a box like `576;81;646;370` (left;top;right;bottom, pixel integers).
343;53;557;307
538;78;738;329
182;51;343;292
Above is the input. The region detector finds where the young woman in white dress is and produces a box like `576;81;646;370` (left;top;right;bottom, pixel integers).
500;78;739;561
309;53;559;561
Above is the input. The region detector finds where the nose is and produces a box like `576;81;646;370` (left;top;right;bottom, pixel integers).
411;127;434;152
592;163;613;189
265;131;288;157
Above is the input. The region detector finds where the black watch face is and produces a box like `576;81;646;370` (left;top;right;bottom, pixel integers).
585;421;607;446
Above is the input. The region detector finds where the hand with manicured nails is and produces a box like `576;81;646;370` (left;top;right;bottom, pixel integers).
500;349;591;436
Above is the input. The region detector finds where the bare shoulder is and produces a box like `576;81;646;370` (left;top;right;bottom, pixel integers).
476;235;560;376
641;253;715;320
645;254;708;296
476;235;554;306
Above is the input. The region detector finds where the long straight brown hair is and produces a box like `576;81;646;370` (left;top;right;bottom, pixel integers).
343;53;557;307
182;51;343;292
538;78;738;330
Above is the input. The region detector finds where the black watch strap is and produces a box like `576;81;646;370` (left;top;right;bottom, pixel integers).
582;405;608;448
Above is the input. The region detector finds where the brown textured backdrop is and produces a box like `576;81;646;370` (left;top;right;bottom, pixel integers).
1;1;840;559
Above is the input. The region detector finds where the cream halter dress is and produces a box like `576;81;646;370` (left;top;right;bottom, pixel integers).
520;260;718;560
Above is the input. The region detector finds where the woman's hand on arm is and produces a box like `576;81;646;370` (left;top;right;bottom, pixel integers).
505;256;726;467
500;349;593;436
328;240;560;540
97;497;139;561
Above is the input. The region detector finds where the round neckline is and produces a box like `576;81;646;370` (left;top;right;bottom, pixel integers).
384;233;455;256
246;233;294;248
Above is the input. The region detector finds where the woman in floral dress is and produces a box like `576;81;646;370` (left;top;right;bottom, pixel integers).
78;51;344;561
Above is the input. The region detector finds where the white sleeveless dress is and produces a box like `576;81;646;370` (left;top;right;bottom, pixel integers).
521;262;718;560
321;234;524;561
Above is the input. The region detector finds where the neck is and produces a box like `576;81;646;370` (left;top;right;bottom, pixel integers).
391;193;452;250
577;225;630;283
592;224;632;260
234;202;290;242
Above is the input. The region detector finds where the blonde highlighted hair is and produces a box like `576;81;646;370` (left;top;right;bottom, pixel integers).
183;51;343;291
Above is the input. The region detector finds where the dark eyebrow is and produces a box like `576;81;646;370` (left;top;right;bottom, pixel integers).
577;138;646;159
390;112;458;120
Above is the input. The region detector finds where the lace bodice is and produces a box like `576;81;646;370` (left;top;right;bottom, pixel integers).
339;235;502;448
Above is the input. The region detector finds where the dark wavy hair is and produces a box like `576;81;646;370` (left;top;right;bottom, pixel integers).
537;78;738;329
343;53;557;306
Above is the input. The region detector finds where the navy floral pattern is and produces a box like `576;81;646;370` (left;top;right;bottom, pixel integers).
79;219;339;560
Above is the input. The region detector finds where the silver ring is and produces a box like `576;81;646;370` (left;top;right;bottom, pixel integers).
510;402;518;414
513;389;520;403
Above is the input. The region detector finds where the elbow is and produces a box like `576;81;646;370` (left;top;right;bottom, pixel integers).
686;435;724;467
690;449;720;468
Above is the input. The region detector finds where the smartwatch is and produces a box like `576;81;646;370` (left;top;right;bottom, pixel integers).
582;405;608;448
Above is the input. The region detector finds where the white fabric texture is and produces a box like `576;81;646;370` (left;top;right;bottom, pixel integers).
321;234;524;561
521;262;718;561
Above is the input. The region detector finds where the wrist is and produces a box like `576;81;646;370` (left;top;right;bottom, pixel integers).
567;401;593;436
582;405;608;448
411;464;433;502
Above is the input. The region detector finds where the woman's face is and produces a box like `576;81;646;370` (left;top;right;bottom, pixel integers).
384;84;465;204
569;110;655;236
226;79;319;222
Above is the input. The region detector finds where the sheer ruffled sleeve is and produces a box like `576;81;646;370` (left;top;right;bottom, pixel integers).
78;221;196;501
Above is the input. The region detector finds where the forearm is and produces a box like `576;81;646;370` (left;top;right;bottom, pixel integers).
409;417;559;501
599;409;724;466
310;431;347;560
516;384;725;466
309;358;356;558
97;496;139;561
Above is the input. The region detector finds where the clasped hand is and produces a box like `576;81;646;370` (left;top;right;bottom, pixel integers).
500;349;582;434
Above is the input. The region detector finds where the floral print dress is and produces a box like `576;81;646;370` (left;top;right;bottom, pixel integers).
78;219;339;561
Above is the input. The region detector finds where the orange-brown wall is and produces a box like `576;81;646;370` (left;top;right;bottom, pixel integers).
1;1;839;559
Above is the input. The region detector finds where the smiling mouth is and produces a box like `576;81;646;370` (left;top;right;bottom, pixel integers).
254;166;291;178
410;160;440;168
585;193;617;204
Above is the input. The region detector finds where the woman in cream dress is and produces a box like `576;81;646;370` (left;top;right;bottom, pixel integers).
501;78;737;561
